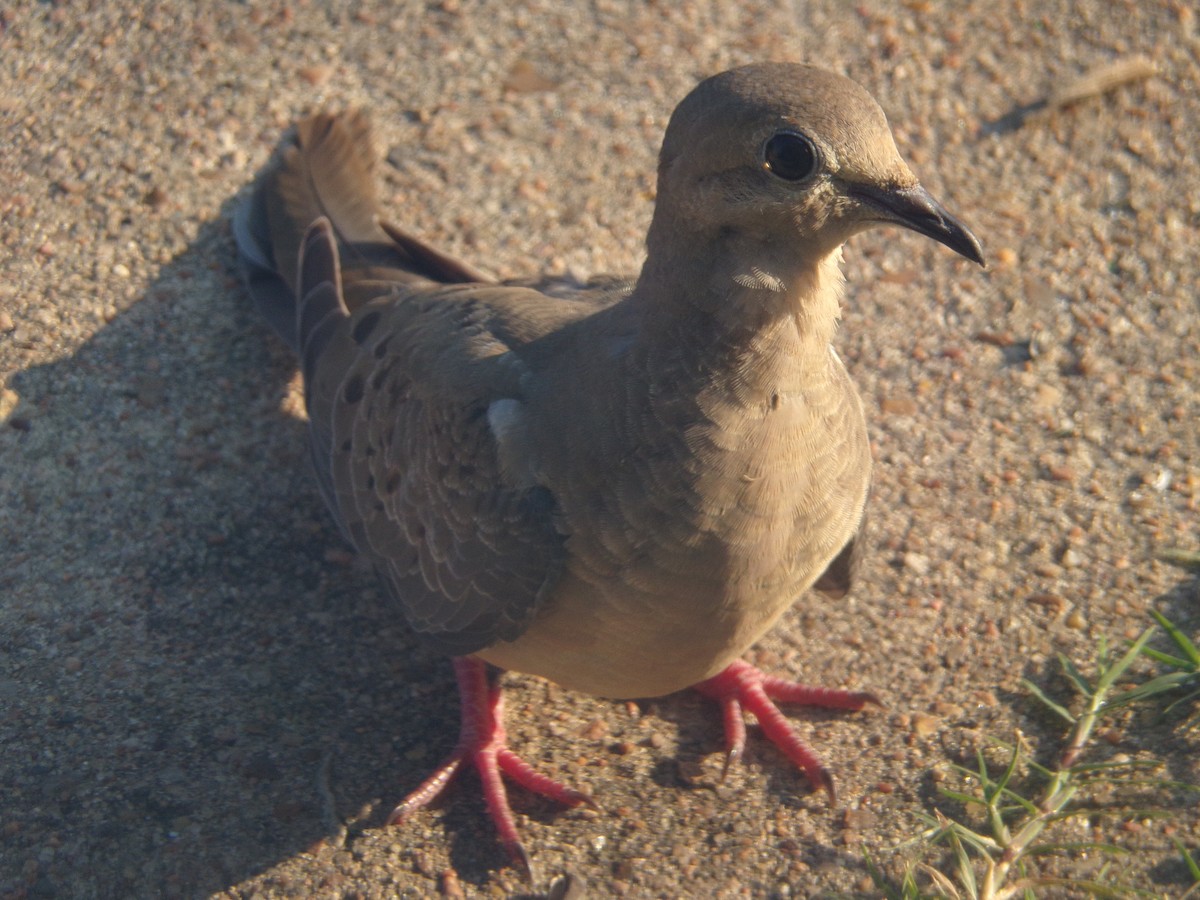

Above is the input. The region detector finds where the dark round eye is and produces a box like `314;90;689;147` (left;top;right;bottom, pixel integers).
762;131;818;182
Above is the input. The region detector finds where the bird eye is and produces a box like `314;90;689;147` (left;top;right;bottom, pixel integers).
762;131;818;182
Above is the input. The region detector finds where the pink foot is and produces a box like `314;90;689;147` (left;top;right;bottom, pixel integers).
386;657;591;873
693;659;880;804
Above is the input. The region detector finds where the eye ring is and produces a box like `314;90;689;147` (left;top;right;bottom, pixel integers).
762;131;819;182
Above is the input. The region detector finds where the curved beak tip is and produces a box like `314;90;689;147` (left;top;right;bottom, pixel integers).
853;183;985;267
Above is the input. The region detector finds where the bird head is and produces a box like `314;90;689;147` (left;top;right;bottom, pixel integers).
652;63;984;272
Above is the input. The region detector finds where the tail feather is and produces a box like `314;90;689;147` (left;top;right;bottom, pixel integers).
234;109;492;354
268;111;390;288
295;219;349;384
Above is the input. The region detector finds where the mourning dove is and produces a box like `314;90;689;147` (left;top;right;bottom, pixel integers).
235;62;983;870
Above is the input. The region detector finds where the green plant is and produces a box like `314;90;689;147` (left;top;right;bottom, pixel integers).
869;613;1200;899
1120;611;1200;732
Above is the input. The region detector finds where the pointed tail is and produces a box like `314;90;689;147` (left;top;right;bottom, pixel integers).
234;110;490;353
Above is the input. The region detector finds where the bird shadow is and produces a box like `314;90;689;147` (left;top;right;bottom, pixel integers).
0;201;460;897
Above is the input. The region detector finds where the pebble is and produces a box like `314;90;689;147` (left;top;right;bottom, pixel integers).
581;717;608;740
883;396;919;418
299;64;334;86
503;59;559;93
911;713;940;737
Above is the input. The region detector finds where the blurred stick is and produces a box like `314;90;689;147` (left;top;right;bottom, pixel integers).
983;54;1158;135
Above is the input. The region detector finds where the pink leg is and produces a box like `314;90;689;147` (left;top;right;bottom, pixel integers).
387;657;592;872
693;659;880;804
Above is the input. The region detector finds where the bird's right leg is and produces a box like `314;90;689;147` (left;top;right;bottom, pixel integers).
387;657;592;872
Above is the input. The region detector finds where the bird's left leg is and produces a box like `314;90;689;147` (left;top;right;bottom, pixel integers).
692;659;880;803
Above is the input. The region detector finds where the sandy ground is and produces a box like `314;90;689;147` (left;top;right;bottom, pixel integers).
2;1;1198;897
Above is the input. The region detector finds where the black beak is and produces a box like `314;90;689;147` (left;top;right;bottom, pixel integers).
851;183;985;266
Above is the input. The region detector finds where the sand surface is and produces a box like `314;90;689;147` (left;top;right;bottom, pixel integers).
2;1;1197;897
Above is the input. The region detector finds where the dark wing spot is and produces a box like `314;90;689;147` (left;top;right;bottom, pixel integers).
522;484;557;517
352;311;382;344
343;373;364;404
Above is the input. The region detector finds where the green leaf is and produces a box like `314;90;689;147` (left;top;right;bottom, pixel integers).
988;739;1021;802
1059;652;1094;696
1070;758;1163;774
1022;678;1075;723
939;788;988;808
947;828;979;900
1163;688;1200;720
1150;609;1200;666
998;789;1040;817
1024;841;1129;857
1110;672;1195;706
864;849;916;897
1140;646;1196;669
1095;628;1155;696
1158;547;1200;569
1173;836;1200;882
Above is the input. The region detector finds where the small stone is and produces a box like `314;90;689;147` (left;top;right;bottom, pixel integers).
1028;592;1066;614
902;552;931;575
911;713;939;736
503;59;558;93
299;63;334;86
144;186;169;208
975;330;1014;347
878;268;919;285
1065;609;1086;630
0;387;19;422
1032;383;1062;411
581;717;607;740
64;657;83;673
880;394;918;416
440;869;466;899
845;807;878;830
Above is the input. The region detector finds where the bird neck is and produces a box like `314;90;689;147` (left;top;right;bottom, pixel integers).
634;224;846;361
625;231;848;411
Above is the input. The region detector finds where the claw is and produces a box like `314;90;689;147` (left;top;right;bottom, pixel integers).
694;659;876;801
